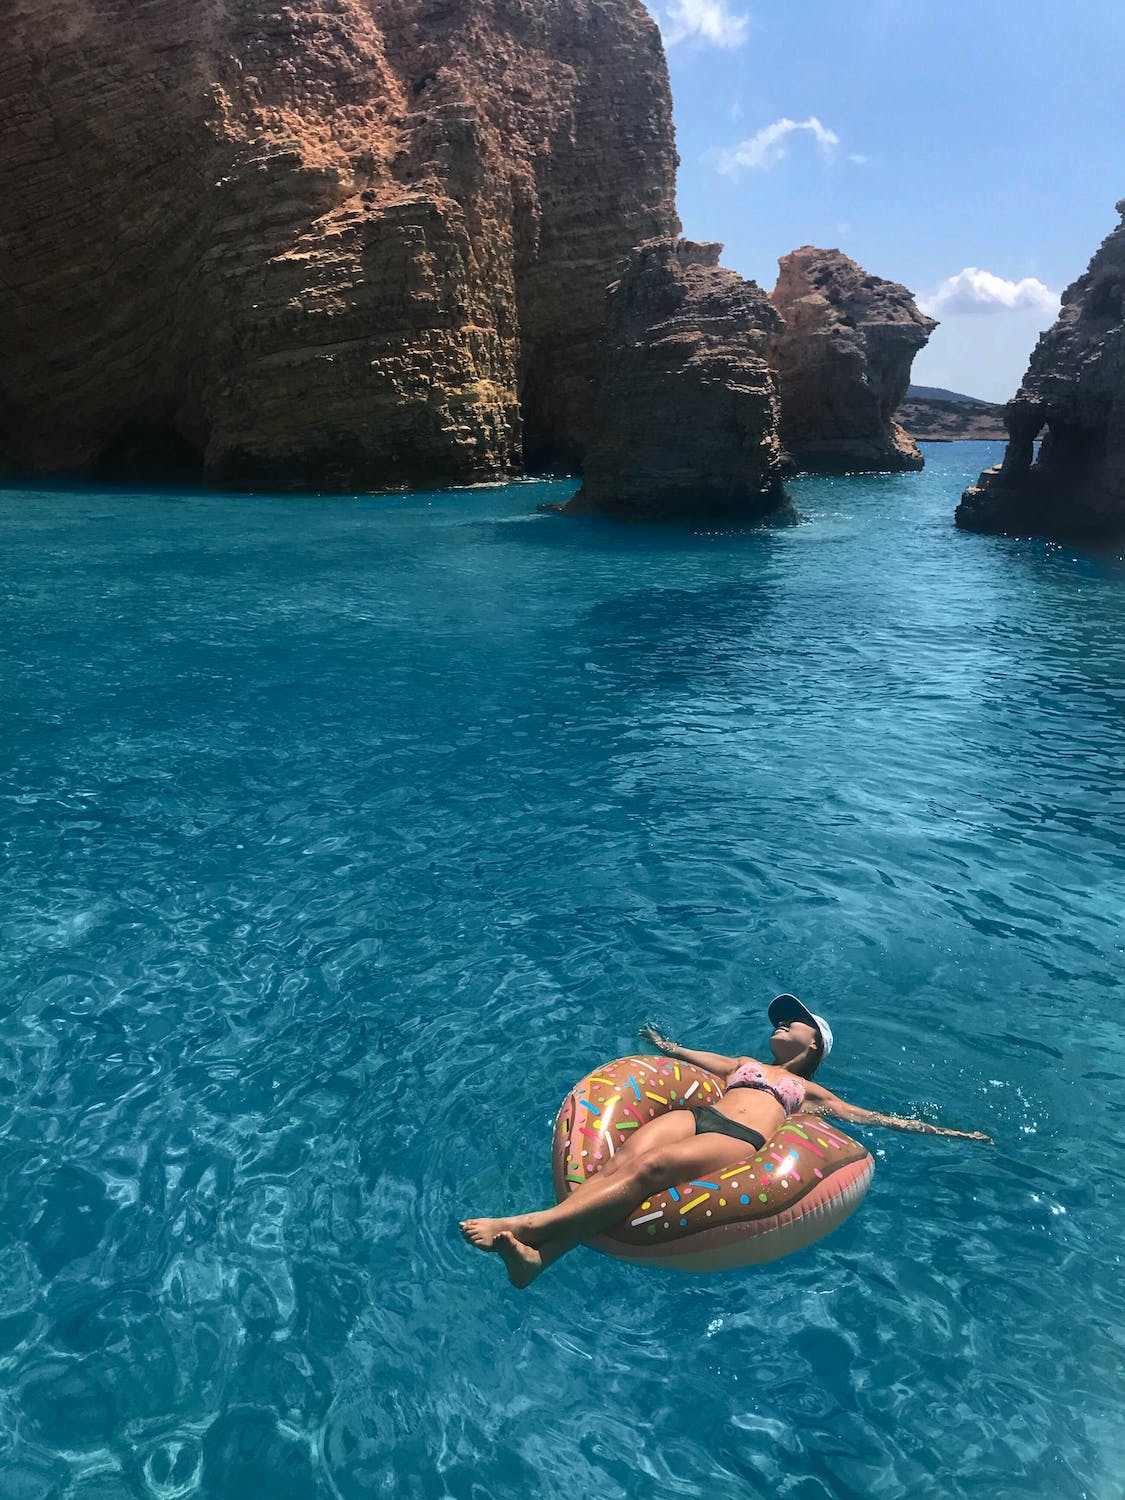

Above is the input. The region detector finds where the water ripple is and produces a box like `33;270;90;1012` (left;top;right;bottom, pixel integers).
1;454;1123;1497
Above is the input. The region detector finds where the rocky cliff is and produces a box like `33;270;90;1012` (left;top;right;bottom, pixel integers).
0;0;678;491
563;238;793;522
957;204;1125;540
768;247;937;473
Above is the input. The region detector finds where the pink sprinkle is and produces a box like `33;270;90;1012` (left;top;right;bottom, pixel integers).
814;1168;823;1178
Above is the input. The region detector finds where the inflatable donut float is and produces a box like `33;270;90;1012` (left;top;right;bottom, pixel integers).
551;1055;874;1272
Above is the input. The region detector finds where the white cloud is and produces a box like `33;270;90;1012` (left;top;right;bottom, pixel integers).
912;306;1063;402
659;0;749;49
710;116;843;174
919;267;1061;318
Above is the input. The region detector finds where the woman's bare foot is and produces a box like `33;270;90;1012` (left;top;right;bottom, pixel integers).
460;1216;524;1251
495;1231;543;1288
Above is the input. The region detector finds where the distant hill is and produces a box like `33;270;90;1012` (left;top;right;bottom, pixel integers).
899;385;1007;442
907;384;998;408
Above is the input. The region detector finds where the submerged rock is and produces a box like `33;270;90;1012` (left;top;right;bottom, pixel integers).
957;203;1125;540
0;0;677;491
769;247;937;473
563;238;794;523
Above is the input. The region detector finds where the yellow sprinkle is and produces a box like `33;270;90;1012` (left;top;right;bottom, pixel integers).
642;1200;652;1210
679;1192;711;1215
719;1198;727;1207
673;1065;681;1081
590;1077;614;1087
719;1166;744;1180
645;1092;668;1105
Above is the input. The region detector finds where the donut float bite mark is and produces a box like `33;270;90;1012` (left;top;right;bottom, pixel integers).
550;1056;875;1272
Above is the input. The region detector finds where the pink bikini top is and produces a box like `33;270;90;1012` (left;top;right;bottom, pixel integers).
725;1060;805;1116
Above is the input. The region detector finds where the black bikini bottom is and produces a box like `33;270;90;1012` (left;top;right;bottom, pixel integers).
691;1103;766;1151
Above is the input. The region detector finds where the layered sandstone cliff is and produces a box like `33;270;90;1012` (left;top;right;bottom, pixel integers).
768;247;936;473
957;204;1125;540
564;238;793;522
0;0;677;490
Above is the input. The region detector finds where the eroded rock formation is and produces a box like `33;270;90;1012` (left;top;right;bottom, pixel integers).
957;204;1125;540
562;239;792;522
769;247;937;473
0;0;677;491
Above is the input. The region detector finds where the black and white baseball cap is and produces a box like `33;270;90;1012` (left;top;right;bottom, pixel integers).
768;993;833;1060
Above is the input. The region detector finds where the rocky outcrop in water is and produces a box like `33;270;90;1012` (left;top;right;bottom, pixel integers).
562;239;793;523
957;204;1125;540
768;247;937;473
0;0;677;491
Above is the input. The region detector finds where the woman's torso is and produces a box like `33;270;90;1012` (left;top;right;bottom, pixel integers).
712;1059;805;1135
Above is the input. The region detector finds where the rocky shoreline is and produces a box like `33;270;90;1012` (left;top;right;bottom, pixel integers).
6;1;1112;536
0;0;677;493
958;203;1125;541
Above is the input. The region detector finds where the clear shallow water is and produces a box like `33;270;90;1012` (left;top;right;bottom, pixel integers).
1;443;1123;1500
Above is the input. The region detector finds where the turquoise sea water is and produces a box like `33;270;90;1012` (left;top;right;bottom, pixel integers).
1;443;1123;1500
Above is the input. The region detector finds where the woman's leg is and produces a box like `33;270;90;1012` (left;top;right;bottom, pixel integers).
461;1111;695;1251
462;1113;752;1286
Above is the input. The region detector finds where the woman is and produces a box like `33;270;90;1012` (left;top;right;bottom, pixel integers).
460;994;992;1287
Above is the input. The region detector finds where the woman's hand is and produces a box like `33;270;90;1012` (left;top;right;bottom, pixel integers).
638;1028;743;1076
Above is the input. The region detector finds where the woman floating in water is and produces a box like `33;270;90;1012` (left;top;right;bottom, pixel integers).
460;994;992;1287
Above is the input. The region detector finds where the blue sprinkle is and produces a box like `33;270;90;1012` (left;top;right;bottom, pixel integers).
628;1075;641;1101
579;1099;601;1115
740;1194;750;1205
764;1164;774;1172
690;1180;719;1189
668;1188;680;1202
680;1218;687;1227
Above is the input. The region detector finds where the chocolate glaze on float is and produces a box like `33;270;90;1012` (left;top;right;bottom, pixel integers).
551;1056;874;1272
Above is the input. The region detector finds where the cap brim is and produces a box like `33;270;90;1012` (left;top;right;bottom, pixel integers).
768;993;816;1029
769;994;832;1058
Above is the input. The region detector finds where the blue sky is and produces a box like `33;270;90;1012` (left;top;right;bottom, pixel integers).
653;0;1125;400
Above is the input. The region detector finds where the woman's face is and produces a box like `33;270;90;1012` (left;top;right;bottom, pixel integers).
769;1017;819;1065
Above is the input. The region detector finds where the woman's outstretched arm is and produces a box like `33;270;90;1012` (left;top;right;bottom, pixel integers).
638;1023;744;1078
803;1081;993;1142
